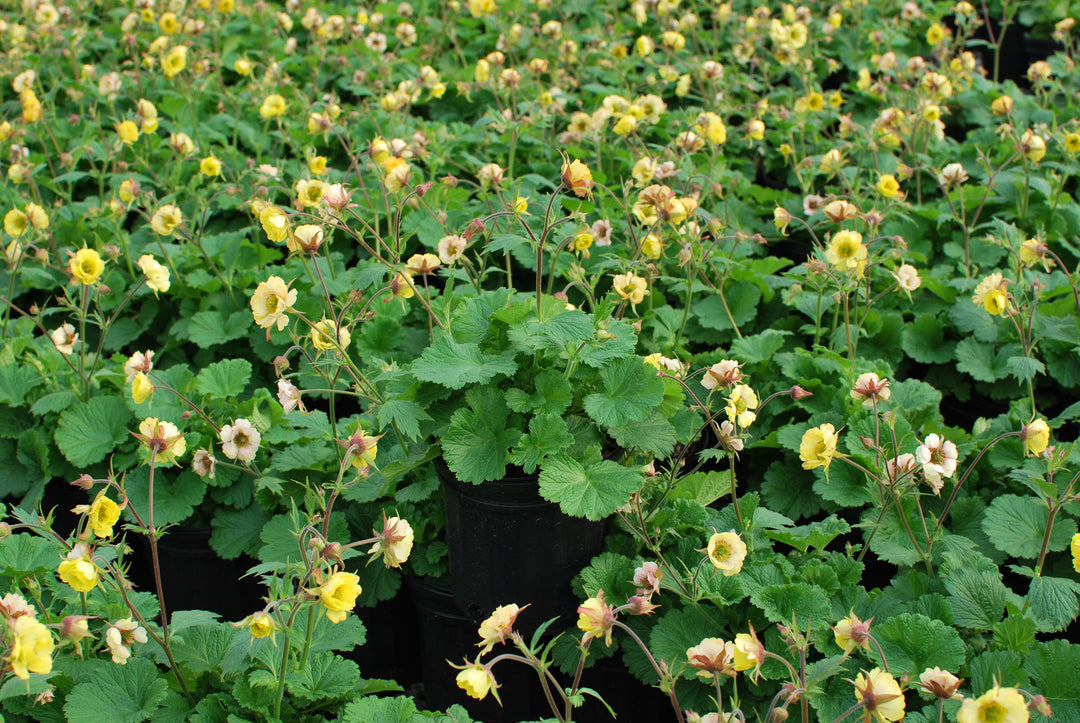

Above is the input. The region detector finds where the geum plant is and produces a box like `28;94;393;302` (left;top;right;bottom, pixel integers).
0;409;423;721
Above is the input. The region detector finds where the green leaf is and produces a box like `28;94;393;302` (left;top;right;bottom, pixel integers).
583;357;664;427
649;606;720;680
669;471;729;508
54;396;131;467
944;567;1007;630
259;512;349;564
766;515;850;553
293;614;367;656
63;657;168;722
729;329;791;364
124;468;206;527
504;369;573;414
376;400;432;441
575;551;636;599
340;695;423;723
982;494;1077;559
968;650;1027;693
509;307;595;352
538;452;643;520
509;414;574;474
869;613;965;677
610;410;677;457
1024;639;1080;704
187;310;250;349
286;653;360;701
411;336;517;390
442;388;521;483
750;583;831;626
30;390;77;417
0;673;51;701
194;359;252;399
0;364;39;406
1025;576;1080;633
693;282;760;332
955;338;1008;382
901;314;956;364
1005;355;1045;383
210;506;273;560
171;624;237;675
993;613;1037;655
0;533;61;576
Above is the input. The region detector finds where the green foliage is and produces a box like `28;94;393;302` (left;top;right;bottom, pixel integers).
869;613;965;676
54;396;130;467
63;658;170;722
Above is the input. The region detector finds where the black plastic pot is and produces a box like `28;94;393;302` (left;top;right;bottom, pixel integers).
129;527;264;621
408;575;552;723
438;461;606;627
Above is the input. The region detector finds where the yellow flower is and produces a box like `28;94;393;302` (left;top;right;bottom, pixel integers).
150;204;183;236
137;417;187;465
706;531;747;576
825;230;867;273
259;205;290;243
250;276;297;332
1072;533;1080;574
234;58;253;76
199;155;222;177
1021;129;1046;162
132;371;154;405
456;662;499;701
1065;132;1080;154
853;668;905;723
86;492;123;538
340;425;381;470
159;11;180;34
957;687;1029;723
971;272;1011;315
991;95;1014;116
310;319;351;352
260;94;287;119
26;203;48;231
686;637;735;680
369;516;414;568
6;615;53;680
612;272;648;307
800;423;840;474
833;610;873;653
137;254;170;295
308;155;327;175
697;111;727;144
577;591;616;647
58;556;99;593
248;611;275;638
641;233;662;260
725;384;758;428
4;208;28;238
476;603;524;654
69;247;105;285
876;174;901;199
561;158;594;198
314;571;362;623
1021;418;1050;456
115;120;140;145
296;179;328;207
926;22;947;45
162;45;187;80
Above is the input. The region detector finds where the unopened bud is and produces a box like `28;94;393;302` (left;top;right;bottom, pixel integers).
790;385;812;400
71;474;94;490
859;435;876;450
273;355;290;376
0;522;10;539
771;707;790;723
321;541;343;564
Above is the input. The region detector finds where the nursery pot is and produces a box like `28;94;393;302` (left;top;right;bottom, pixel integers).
407;575;549;723
129;527;263;621
437;461;606;627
